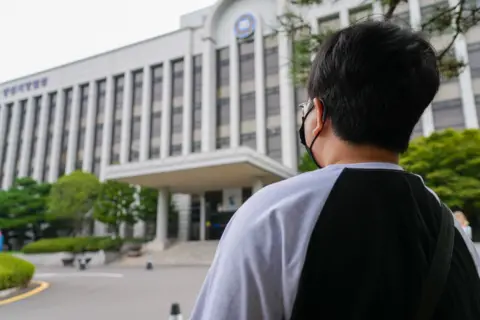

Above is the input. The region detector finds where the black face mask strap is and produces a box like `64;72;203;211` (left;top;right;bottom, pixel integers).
307;130;322;168
306;99;326;169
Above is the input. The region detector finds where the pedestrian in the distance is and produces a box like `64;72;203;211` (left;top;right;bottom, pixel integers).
455;211;473;240
190;21;480;320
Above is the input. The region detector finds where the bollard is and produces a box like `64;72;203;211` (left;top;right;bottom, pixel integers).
78;257;86;271
146;261;153;270
169;303;183;320
146;252;153;270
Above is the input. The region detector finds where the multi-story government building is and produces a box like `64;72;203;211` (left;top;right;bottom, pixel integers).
0;0;479;249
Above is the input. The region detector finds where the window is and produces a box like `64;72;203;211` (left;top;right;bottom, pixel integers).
240;92;256;122
110;75;124;164
172;60;184;97
152;65;163;102
55;90;70;178
192;55;202;138
217;48;230;86
240;132;256;150
216;137;230;149
94;123;104;146
432;99;465;130
468;43;480;78
77;84;89;167
216;97;230;126
170;144;182;156
28;97;42;175
42;93;57;179
150;111;162;140
239;40;255;82
193;141;201;153
266;87;280;116
132;70;143;105
264;46;279;75
171;107;183;133
267;127;282;162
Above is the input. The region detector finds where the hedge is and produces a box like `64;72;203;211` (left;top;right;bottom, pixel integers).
0;254;35;291
21;237;123;254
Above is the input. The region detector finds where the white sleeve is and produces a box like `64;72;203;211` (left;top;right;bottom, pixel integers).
190;211;283;320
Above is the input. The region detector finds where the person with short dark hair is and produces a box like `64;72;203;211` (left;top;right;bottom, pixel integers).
191;21;480;320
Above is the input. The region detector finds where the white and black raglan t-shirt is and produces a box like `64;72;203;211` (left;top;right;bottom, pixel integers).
190;163;480;320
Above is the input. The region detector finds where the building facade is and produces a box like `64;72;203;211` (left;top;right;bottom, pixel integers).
0;0;479;249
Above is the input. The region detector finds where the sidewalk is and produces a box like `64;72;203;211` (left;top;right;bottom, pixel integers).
116;241;480;268
116;241;219;267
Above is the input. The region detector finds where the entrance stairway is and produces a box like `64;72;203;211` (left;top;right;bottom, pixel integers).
117;240;219;267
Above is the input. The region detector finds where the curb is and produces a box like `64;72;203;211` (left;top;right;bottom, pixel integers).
0;287;19;299
0;280;49;306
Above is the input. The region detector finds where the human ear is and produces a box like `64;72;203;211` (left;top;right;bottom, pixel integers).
312;98;324;136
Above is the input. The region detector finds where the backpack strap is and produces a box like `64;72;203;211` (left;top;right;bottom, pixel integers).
414;203;455;320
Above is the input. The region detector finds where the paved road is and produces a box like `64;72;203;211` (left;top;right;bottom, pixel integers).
1;266;209;320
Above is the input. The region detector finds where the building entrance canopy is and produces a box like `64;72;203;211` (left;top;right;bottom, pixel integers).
104;147;297;193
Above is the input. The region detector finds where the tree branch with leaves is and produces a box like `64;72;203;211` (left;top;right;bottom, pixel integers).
281;0;480;85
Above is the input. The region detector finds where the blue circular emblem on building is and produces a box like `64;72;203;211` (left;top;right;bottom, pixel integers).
234;13;256;39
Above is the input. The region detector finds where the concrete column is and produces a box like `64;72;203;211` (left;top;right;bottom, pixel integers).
65;86;80;174
230;32;240;148
83;81;97;172
152;188;169;250
174;194;191;242
133;186;145;238
120;71;133;164
160;61;172;158
3;101;21;188
19;98;35;177
254;17;267;154
48;90;64;182
100;76;114;181
33;93;50;180
0;105;8;175
339;9;350;27
372;1;383;19
140;66;152;161
182;48;194;155
201;40;217;152
277;8;298;170
199;193;206;241
445;0;478;128
408;0;436;136
454;36;478;128
422;106;435;136
252;179;264;194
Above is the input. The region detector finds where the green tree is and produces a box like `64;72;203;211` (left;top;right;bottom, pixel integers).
136;187;178;240
400;129;480;216
298;152;318;173
0;177;51;249
136;187;158;241
283;0;480;85
48;170;101;236
93;180;137;238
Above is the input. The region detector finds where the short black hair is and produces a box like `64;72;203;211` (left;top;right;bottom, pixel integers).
307;21;439;153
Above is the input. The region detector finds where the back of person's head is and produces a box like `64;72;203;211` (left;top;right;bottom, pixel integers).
307;20;439;153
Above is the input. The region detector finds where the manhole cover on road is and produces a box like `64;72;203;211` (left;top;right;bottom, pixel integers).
34;273;124;279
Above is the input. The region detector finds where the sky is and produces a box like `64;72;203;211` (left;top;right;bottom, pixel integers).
0;0;217;83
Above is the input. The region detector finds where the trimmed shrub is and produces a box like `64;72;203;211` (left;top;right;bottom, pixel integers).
21;237;123;254
0;253;35;290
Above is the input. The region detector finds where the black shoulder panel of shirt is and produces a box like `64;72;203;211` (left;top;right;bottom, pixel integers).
290;168;480;320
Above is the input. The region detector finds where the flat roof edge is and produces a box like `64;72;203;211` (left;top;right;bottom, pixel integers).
104;148;297;181
0;27;195;86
